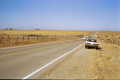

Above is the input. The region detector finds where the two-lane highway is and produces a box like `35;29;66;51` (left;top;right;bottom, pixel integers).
0;40;81;79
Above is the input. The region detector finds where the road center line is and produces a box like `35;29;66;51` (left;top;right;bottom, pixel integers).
22;43;82;79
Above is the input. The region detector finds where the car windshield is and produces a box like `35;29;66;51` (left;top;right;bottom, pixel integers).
87;39;96;42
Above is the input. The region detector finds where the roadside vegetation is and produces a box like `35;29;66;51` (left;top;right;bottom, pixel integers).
0;30;92;48
97;31;120;46
94;31;120;79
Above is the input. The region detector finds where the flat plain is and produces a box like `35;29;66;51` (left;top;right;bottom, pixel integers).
0;30;120;79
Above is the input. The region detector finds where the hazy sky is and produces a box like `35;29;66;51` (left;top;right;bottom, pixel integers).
0;0;119;31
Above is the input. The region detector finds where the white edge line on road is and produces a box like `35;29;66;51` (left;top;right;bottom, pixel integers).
22;44;81;79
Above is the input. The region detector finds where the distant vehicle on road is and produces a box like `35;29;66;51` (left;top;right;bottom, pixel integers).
85;39;99;49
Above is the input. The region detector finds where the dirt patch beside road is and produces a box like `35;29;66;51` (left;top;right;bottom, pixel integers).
93;42;120;79
38;41;120;79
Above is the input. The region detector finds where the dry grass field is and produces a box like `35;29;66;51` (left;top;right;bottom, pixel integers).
0;30;92;48
94;31;120;79
97;31;120;46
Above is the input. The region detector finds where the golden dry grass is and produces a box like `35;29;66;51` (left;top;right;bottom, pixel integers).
0;30;92;48
97;31;120;46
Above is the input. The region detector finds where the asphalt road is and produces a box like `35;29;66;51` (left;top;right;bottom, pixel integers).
0;40;81;79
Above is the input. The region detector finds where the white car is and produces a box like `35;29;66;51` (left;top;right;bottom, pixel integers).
85;39;99;49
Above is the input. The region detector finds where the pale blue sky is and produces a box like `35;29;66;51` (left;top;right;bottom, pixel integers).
0;0;119;31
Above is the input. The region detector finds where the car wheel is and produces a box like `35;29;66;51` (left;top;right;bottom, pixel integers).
95;46;98;49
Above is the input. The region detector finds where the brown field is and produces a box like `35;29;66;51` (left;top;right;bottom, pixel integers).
95;31;120;79
97;31;120;46
0;30;92;48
